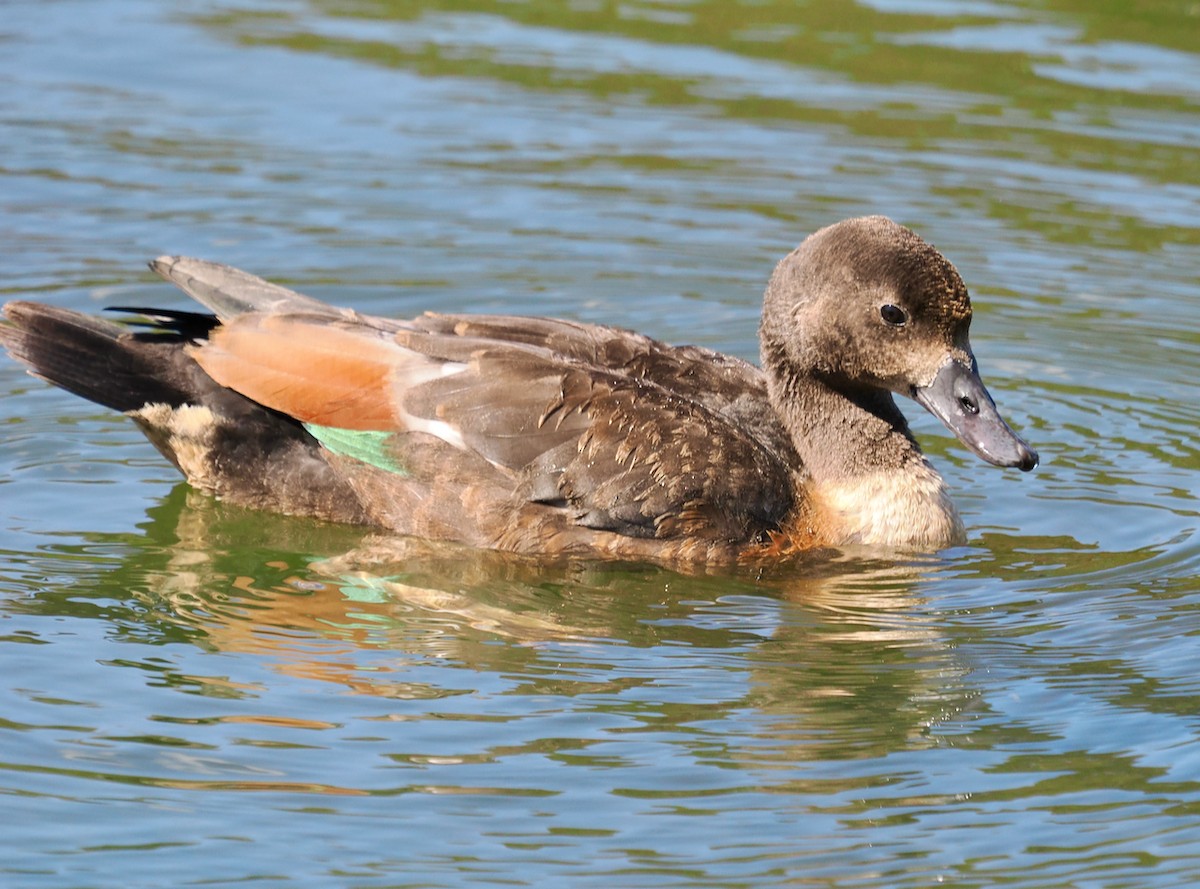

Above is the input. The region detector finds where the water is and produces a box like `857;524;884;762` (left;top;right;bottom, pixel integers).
2;0;1199;885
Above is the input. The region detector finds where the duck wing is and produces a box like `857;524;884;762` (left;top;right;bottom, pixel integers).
187;296;796;546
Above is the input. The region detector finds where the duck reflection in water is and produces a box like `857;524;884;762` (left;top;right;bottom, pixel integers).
84;487;973;764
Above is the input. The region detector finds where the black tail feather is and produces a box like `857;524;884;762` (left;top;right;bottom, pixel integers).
1;301;210;413
105;306;221;340
2;299;373;525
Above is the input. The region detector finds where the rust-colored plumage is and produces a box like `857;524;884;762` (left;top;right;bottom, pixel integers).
197;316;402;430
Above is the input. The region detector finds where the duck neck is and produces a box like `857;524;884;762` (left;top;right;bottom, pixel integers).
775;370;921;477
762;338;963;547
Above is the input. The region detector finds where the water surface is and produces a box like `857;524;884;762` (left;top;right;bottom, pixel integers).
2;0;1200;886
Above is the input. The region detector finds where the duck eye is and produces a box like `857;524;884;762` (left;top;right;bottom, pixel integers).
880;304;908;327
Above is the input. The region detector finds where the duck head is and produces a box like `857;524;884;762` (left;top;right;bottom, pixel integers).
761;215;1037;472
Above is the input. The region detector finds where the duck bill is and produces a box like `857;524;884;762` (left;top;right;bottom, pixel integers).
912;358;1038;471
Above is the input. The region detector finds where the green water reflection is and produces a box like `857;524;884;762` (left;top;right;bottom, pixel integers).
204;0;1200;253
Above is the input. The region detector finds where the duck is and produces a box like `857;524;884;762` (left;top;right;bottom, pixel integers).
0;216;1037;563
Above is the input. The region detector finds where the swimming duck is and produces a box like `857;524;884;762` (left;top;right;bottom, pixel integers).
1;216;1036;562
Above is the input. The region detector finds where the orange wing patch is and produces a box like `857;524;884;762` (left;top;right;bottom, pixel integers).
190;315;401;430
